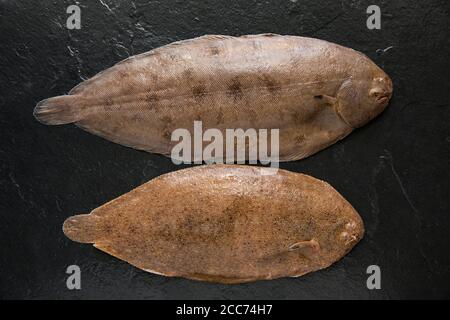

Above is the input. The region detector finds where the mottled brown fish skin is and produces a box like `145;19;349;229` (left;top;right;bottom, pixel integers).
34;34;393;161
63;165;364;284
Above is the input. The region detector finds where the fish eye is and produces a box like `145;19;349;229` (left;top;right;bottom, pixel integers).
339;221;359;244
345;221;357;230
369;87;384;97
369;87;389;104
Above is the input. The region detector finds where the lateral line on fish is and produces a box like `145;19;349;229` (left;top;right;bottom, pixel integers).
77;78;347;113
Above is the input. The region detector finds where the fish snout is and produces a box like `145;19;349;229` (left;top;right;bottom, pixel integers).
339;220;363;246
369;75;393;105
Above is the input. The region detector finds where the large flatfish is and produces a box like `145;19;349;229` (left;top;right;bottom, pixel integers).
34;34;392;161
63;165;364;283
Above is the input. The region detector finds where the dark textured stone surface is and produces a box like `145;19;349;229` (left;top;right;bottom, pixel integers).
0;0;449;299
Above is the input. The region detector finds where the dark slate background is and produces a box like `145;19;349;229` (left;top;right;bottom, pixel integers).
1;0;449;299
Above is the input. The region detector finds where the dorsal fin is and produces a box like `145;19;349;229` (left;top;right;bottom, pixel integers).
115;34;285;67
241;33;281;38
69;36;232;95
69;34;284;95
113;35;236;68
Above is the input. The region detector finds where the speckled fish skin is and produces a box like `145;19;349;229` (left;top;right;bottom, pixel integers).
34;34;393;161
63;165;364;283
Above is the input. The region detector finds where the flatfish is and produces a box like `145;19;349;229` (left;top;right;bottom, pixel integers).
34;34;392;161
63;165;364;283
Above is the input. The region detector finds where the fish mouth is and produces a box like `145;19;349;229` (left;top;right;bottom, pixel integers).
376;94;390;105
373;74;393;105
370;87;392;104
376;86;393;108
339;220;364;248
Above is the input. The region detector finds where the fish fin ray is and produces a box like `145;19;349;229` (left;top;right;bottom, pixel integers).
68;70;110;95
34;95;84;125
63;214;104;243
241;33;282;38
279;149;313;162
113;35;237;67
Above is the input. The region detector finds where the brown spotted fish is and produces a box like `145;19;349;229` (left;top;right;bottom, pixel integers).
63;165;364;283
34;34;392;161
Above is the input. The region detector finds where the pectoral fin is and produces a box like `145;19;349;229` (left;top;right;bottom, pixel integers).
314;94;337;106
288;239;320;252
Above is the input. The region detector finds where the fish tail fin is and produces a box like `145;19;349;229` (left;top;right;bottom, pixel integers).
34;95;84;125
63;214;104;244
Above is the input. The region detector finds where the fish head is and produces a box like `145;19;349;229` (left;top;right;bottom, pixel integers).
336;69;393;128
336;214;365;254
313;204;365;261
